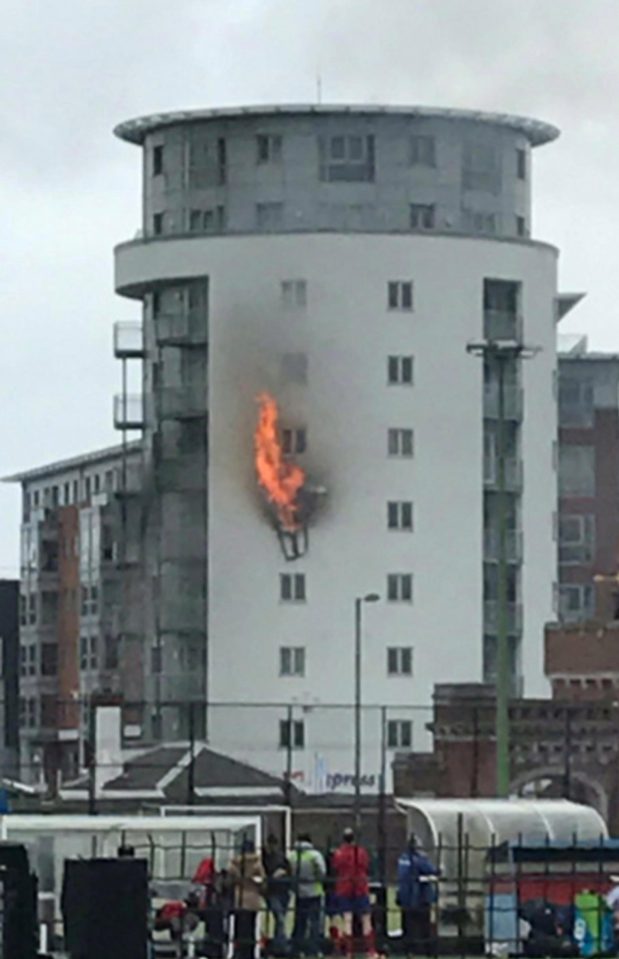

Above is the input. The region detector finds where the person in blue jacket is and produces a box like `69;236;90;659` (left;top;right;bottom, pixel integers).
396;834;439;957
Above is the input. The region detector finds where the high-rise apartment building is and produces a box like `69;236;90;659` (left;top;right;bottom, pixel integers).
109;104;561;788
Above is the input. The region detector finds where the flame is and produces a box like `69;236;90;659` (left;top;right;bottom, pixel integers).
254;392;305;531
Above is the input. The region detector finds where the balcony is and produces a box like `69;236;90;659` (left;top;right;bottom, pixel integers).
483;456;523;492
114;321;144;359
484;600;523;635
158;386;206;421
483;528;523;564
114;394;144;430
155;314;208;348
483;310;523;342
483;383;523;421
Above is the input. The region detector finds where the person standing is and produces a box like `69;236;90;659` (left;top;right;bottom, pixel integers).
396;834;439;958
331;828;378;958
228;838;266;959
262;833;291;955
288;832;326;957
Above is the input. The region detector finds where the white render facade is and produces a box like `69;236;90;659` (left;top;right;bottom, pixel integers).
113;105;560;791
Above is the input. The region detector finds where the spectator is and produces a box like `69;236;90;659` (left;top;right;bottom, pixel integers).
228;837;266;959
396;834;438;958
288;832;326;957
331;828;377;957
262;833;291;955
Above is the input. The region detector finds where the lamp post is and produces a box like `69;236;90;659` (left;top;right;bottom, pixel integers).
354;592;380;833
467;338;538;797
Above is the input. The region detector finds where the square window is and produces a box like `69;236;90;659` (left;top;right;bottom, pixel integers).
282;428;307;455
257;134;283;164
279;718;305;749
388;281;413;311
280;573;306;602
281;279;307;310
387;647;413;676
152;145;164;176
387;573;413;602
410;135;436;167
388;356;414;385
410;204;435;230
387;501;413;531
388;428;414;457
280;646;306;677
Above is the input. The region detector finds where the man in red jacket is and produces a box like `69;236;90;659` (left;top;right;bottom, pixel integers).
332;828;378;958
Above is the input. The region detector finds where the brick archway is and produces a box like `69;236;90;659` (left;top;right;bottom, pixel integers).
510;765;609;822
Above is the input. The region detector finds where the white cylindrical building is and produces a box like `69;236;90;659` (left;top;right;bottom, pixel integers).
113;105;559;791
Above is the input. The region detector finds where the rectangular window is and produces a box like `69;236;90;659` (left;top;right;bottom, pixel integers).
281;279;307;310
79;636;88;671
464;210;497;234
559;377;594;427
28;594;37;625
104;635;119;670
72;479;79;502
216;205;226;231
204;210;214;232
151;646;162;674
387;647;413;676
410;204;435;230
280;573;306;602
387;428;414;457
189;210;202;232
153;213;163;236
388;355;414;385
89;635;98;670
559;514;595;564
516;216;526;237
217;137;227;185
281;353;308;384
282;428;307;455
387;501;414;531
516;148;526;180
279;646;306;677
257;134;283;164
388;281;413;311
462;141;501;193
256;202;284;231
558;584;594;623
409;135;436;167
152;145;164;176
387;573;413;602
387;719;412;748
558;445;595;497
41;643;57;677
63;482;70;504
319;134;375;182
279;719;305;749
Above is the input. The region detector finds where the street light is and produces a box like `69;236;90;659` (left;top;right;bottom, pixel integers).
467;338;538;798
354;592;380;833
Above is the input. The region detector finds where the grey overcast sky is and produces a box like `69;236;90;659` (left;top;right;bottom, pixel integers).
2;0;618;575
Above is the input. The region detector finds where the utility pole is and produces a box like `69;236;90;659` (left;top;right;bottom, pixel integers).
467;338;538;797
353;593;380;833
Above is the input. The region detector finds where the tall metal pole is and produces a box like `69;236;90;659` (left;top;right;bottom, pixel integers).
495;353;510;797
354;597;362;833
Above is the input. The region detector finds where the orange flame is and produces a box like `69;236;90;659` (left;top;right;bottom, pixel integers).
254;392;305;532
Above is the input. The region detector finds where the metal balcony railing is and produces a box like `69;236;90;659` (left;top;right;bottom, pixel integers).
484;600;523;634
114;394;144;430
483;528;523;563
483;310;523;342
114;321;144;358
483;383;523;420
157;386;206;421
483;456;523;492
155;314;208;348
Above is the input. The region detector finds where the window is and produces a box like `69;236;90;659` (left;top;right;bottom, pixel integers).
319;134;375;182
387;501;413;531
410;204;435;230
387;647;413;676
63;482;70;504
80;584;98;617
217;137;227;185
559;514;595;564
41;644;57;677
388;428;414;457
79;636;88;671
279;719;305;749
280;573;306;602
279;646;306;677
559;377;594;427
72;479;79;502
559;446;595;497
20;645;36;677
19;697;37;730
33;489;40;508
409;135;436;167
93;474;100;495
463;210;497;234
558;584;594;623
387;573;413;602
28;594;37;625
153;213;163;236
151;646;162;674
387;719;412;748
281;280;307;310
216;205;226;231
256;202;284;231
388;355;414;385
516;216;526;237
104;635;118;670
281;353;308;384
388;281;413;311
516;148;526;180
152;145;164;176
257;134;282;164
89;635;98;670
19;595;26;627
462;141;501;193
282;428;307;455
190;210;202;232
